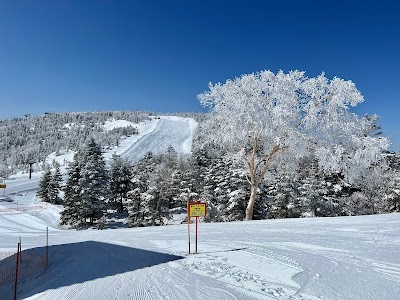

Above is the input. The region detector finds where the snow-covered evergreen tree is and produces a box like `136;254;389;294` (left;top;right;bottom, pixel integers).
225;167;248;221
127;151;158;226
109;154;132;213
37;168;52;202
297;157;323;217
382;152;400;212
48;162;63;204
79;138;109;224
150;160;180;225
60;151;83;227
268;175;299;219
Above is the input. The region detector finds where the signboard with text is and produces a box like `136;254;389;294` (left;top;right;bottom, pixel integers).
187;200;207;254
188;202;206;217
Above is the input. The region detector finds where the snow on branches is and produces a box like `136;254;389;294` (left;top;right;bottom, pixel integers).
198;70;389;220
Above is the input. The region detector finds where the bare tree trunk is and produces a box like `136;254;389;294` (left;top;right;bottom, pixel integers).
245;185;258;220
244;136;285;221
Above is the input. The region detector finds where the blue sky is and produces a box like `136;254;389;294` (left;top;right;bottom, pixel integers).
0;1;399;151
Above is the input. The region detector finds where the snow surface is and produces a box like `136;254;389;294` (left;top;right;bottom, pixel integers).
1;192;400;300
45;151;75;167
1;116;399;299
102;119;137;132
119;116;195;162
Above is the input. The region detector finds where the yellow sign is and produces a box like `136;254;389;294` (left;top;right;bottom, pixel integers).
0;184;5;188
188;203;206;217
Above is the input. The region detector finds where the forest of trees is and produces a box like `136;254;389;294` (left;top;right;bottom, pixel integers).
0;111;151;176
4;71;400;228
35;125;400;229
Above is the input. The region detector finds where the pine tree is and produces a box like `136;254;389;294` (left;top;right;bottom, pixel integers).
127;187;142;226
151;161;180;225
109;154;132;213
79;138;109;224
37;168;52;202
60;151;83;227
226;168;248;221
297;158;323;217
268;175;299;218
48;162;62;204
60;139;109;228
164;145;178;168
127;151;158;226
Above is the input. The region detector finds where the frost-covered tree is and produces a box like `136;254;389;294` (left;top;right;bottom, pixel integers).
164;145;178;169
198;70;389;220
79;138;109;224
61;139;109;227
37;168;52;202
384;153;400;212
37;162;62;204
127;151;158;226
60;151;83;227
48;162;63;204
268;175;299;218
109;154;132;213
150;155;180;225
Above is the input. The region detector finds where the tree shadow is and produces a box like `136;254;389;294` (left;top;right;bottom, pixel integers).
0;241;183;299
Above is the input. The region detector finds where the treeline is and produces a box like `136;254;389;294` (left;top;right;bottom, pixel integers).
38;138;198;228
0;111;157;176
37;136;400;229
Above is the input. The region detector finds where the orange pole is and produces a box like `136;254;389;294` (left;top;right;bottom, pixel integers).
187;202;190;255
195;197;199;254
196;217;198;254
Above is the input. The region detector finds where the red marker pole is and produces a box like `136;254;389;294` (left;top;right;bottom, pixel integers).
187;201;191;255
14;242;20;300
195;197;199;254
196;216;198;254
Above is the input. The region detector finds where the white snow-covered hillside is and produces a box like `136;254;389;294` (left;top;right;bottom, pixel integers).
116;116;197;162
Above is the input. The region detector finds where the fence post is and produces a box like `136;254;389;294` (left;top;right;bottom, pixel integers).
14;242;20;300
46;227;48;267
19;237;22;263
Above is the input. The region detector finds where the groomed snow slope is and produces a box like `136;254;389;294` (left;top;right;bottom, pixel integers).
120;116;195;162
1;206;400;299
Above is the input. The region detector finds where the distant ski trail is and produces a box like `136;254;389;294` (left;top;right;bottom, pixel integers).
120;118;192;162
3;178;40;195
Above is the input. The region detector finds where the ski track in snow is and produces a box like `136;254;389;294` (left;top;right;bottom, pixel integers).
1;211;400;299
120;118;192;162
1;117;400;299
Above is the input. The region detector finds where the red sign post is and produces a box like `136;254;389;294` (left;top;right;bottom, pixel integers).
187;197;206;254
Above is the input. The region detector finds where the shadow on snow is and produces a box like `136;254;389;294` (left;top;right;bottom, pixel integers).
1;241;183;299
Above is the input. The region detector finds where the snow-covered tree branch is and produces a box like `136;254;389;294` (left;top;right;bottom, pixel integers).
198;70;389;220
